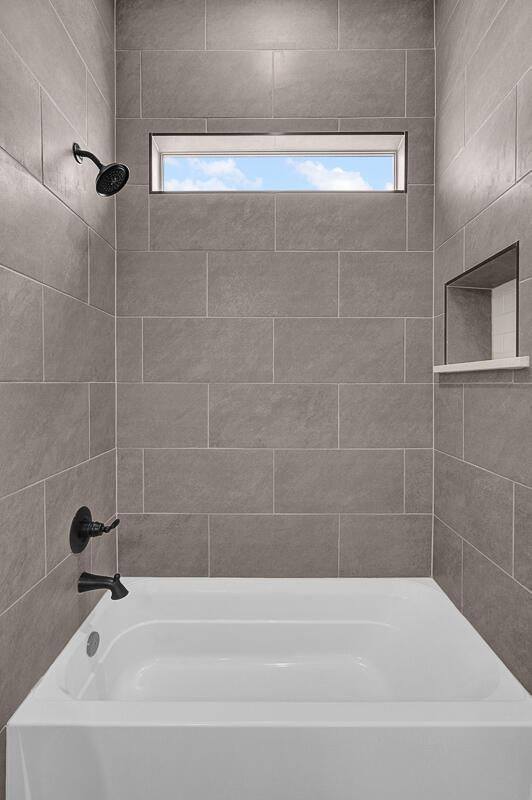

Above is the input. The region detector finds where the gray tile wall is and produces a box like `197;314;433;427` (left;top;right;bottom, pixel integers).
434;0;532;692
115;0;434;582
0;0;116;784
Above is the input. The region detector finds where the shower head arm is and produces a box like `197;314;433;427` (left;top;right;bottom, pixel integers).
72;143;103;170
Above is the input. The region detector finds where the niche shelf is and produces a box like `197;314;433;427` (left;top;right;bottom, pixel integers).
433;242;529;374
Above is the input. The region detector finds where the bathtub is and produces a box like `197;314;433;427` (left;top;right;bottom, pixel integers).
7;577;532;799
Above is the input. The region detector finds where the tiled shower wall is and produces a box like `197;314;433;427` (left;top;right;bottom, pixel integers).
115;0;435;577
433;0;532;691
0;0;116;785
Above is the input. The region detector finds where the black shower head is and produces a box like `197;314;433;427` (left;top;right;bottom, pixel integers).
73;142;129;196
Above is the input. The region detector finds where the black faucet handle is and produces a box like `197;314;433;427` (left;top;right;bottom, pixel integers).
102;517;120;533
70;507;120;554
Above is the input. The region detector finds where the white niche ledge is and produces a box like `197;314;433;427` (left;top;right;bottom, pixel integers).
433;356;529;374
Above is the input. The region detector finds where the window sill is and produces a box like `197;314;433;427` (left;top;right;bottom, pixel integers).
433;356;529;374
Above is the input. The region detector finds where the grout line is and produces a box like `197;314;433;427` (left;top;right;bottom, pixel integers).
141;317;144;381
337;251;340;316
87;382;91;458
204;0;207;50
207;514;211;575
139;50;143;118
337;0;340;49
512;483;515;577
119;511;432;517
271;51;274;118
272;450;275;513
337;384;340;448
272;318;275;383
0;551;74;621
142;449;145;513
337;514;341;576
43;481;48;576
404;50;408;117
460;538;464;609
403;449;406;513
461;384;465;458
207;383;210;447
403;318;407;381
205;252;209;316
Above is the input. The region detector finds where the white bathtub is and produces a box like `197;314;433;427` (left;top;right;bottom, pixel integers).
7;578;532;799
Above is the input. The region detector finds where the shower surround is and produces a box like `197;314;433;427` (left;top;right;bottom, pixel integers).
115;0;435;578
0;0;116;792
2;0;532;795
432;0;532;692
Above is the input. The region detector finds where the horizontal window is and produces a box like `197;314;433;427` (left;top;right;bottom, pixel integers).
151;133;406;193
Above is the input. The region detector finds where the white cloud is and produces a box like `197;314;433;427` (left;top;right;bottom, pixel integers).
384;181;394;191
164;157;262;190
165;176;234;191
287;159;373;191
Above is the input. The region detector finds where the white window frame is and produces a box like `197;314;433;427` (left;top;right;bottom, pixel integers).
150;132;407;193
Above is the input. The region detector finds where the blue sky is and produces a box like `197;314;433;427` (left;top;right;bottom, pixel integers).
163;155;395;191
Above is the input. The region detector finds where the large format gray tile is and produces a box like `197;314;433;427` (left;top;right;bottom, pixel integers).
210;515;339;577
436;75;465;178
339;117;434;186
87;73;114;168
0;267;42;381
435;384;463;458
117;318;142;382
274;450;404;513
517;67;532;180
435;0;459;41
117;252;206;317
339;515;432;577
465;174;532;280
208;251;338;317
433;516;463;609
117;449;143;513
339;0;433;48
0;31;41;178
116;118;204;184
116;185;149;251
462;543;532;693
144;449;273;513
143;318;273;382
0;483;45;615
89;231;115;316
41;93;114;246
43;290;114;382
150;194;274;251
405;319;433;383
339;252;432;317
207;0;337;49
339;385;432;448
50;0;114;106
92;0;114;41
514;484;532;591
434;451;513;571
89;383;115;457
434;230;464;316
274;318;404;383
210;384;338;448
465;0;532;138
436;0;505;109
404;449;432;513
436;91;516;246
0;383;88;497
142;51;272;118
408;184;434;251
275;193;406;251
116;51;140;118
464;385;532;486
406;50;435;118
273;51;405;118
117;0;205;49
45;451;115;571
118;515;208;576
117;384;208;448
0;0;86;136
0;554;90;729
0;149;88;300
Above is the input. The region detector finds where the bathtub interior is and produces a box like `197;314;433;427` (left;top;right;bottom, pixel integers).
33;578;525;705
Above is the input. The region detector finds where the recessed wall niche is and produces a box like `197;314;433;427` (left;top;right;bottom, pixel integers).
444;243;519;367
